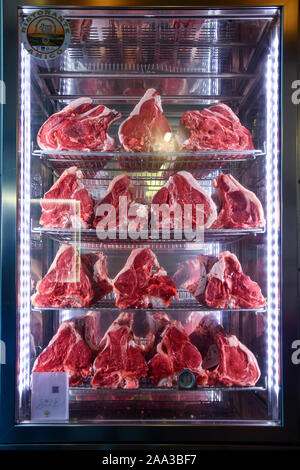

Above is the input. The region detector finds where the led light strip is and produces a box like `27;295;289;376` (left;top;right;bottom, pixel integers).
266;34;280;401
18;44;31;403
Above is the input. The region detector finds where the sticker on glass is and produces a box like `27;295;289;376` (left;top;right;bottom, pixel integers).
21;9;71;60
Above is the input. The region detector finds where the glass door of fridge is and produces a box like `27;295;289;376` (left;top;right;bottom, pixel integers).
16;7;281;426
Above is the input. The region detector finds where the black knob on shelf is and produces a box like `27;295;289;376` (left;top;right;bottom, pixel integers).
177;369;196;390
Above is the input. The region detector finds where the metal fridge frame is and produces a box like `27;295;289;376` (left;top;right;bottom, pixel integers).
0;0;299;448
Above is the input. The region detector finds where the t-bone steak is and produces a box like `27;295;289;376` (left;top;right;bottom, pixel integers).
151;170;217;230
91;312;148;389
31;245;112;308
187;313;261;386
212;173;265;229
148;320;208;387
93;174;148;232
173;254;217;304
118;88;172;152
176;103;254;152
205;251;265;309
113;248;178;309
32;320;93;386
39;166;94;229
37;97;121;151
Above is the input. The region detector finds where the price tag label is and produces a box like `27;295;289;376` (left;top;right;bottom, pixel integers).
31;372;69;422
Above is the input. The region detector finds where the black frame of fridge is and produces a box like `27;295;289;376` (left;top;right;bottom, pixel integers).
0;0;299;448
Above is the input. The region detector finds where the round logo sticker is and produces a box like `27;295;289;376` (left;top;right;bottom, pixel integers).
21;9;71;60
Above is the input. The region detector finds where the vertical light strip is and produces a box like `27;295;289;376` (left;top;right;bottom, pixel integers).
18;44;31;403
266;34;280;402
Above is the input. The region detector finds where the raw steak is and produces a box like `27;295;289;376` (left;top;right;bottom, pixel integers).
93;174;148;232
148;320;208;387
32;320;93;386
113;248;178;309
39;166;94;229
205;251;265;309
177;103;254;152
31;245;112;308
118;88;172;152
151;171;217;230
173;254;217;304
91;312;148;389
37;97;121;151
187;314;261;386
211;173;265;229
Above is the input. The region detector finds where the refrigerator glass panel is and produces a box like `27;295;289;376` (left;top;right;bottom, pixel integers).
16;7;281;425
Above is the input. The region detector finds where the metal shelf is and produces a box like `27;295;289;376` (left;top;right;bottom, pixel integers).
69;383;267;399
32;290;266;314
32;227;265;248
33;149;265;177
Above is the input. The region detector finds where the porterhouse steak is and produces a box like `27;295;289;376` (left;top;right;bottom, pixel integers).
151;170;217;230
176;103;254;152
205;251;265;309
212;173;265;229
39;166;94;229
93;174;148;232
186;313;261;386
37;97;121;152
148;320;208;387
113;248;177;309
32;320;93;386
31;245;112;308
91;312;148;389
118;88;172;152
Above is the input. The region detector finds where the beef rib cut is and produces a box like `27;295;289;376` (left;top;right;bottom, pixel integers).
211;174;265;229
113;248;178;309
177;103;254;152
39;166;94;229
93;174;148;232
37;97;121;151
148;320;208;387
187;313;261;386
173;254;217;304
205;251;265;309
31;245;112;308
151;171;217;229
118;88;172;152
91;312;148;389
32;320;93;386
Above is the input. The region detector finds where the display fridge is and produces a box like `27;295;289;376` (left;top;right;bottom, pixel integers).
0;1;299;449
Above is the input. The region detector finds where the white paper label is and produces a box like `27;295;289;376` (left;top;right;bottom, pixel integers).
31;372;69;422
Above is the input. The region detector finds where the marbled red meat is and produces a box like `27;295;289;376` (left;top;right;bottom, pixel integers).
37;97;121;152
187;314;261;386
177;103;254;152
149;321;208;387
31;245;112;308
205;251;265;309
151;171;217;230
211;173;265;229
91;312;148;389
118;88;172;152
113;248;177;309
39;166;94;229
32;320;93;386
